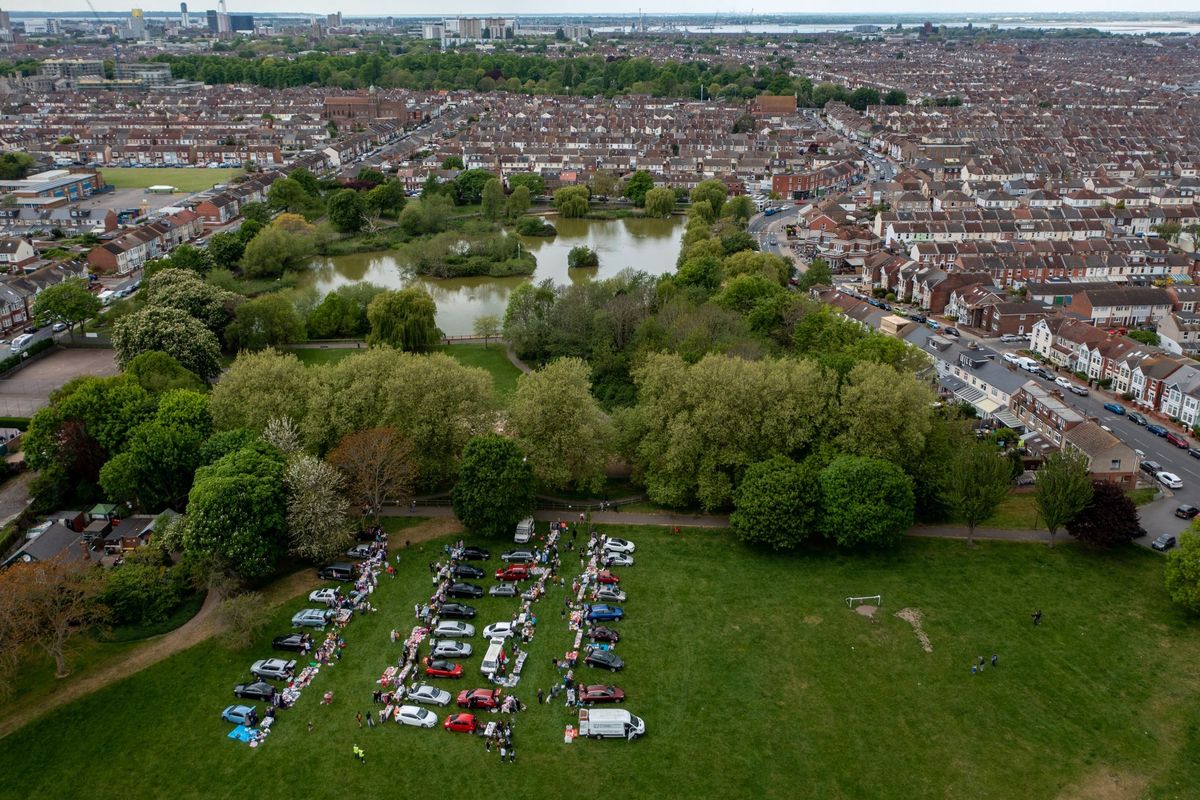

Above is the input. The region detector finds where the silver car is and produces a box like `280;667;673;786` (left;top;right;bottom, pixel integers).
489;583;518;597
250;658;296;680
601;553;634;567
396;705;437;728
433;620;475;638
404;683;451;707
291;609;332;628
595;586;627;603
430;640;473;659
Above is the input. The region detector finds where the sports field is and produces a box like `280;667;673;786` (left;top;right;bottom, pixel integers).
101;167;243;193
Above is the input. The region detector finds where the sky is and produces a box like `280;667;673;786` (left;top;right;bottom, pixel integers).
19;3;1200;17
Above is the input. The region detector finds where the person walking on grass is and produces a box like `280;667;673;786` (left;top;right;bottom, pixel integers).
1032;609;1042;626
356;711;363;729
991;654;998;667
499;742;507;764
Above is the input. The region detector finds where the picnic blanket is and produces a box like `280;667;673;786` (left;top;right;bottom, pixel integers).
227;725;257;742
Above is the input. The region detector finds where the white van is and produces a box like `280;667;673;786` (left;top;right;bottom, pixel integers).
514;517;534;544
480;640;507;677
578;708;645;740
10;333;34;353
1016;357;1040;372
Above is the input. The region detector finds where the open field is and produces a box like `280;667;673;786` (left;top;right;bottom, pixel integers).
101;167;243;192
1;524;1198;799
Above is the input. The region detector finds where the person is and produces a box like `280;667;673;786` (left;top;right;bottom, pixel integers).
410;499;417;513
508;743;516;763
971;665;977;675
366;711;375;728
991;654;998;667
356;710;363;728
1032;609;1042;625
537;688;544;704
565;687;575;706
307;720;314;733
354;744;365;765
499;742;507;764
627;727;636;742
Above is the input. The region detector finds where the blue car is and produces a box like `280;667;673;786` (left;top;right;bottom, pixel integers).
1146;424;1169;437
587;604;625;622
221;705;258;725
1103;402;1126;415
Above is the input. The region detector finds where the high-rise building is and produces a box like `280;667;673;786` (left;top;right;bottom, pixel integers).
229;14;253;32
0;9;11;33
129;8;146;39
180;2;189;28
326;12;342;28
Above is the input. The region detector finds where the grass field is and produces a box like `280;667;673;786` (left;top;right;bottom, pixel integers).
101;167;243;192
1;525;1198;799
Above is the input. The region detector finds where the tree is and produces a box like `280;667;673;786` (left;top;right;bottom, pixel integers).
239;202;272;225
398;195;453;236
691;179;728;217
473;313;501;348
506;185;532;218
123;351;205;394
284;454;352;562
481;177;504;221
1034;449;1093;547
883;89;908;105
209;348;313;433
837;363;934;465
643;187;676;218
241;224;315;278
451;434;536;537
554;185;590;218
590;170;618;200
216;592;269;649
206;231;245;270
506;172;544;197
724;250;791;284
1127;330;1160;346
327;188;367;233
365;180;407;217
224;294;306;352
503;279;556;360
623;171;654;206
820;456;915;547
1166;531;1200;613
327;427;415;521
723;195;755;223
454;168;498;205
943;442;1012;547
441;155;464;170
143;268;236;334
267;176;321;217
31;278;101;338
509;358;612;493
1153;221;1182;243
306;283;383;339
796;258;831;291
155;244;213;276
730;455;821;549
0;555;107;678
567;246;599;268
366;287;442;352
0;151;35;180
112;306;221;380
1066;481;1145;546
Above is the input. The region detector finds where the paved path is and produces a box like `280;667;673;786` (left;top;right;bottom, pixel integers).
0;471;32;528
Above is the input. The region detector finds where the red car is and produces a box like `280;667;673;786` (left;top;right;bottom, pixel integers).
1166;432;1190;449
596;570;620;585
456;688;501;709
579;684;625;704
423;658;464;679
587;626;620;643
443;713;477;733
494;565;531;581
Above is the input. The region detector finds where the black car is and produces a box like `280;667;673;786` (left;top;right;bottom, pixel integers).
1140;460;1163;476
587;626;620;643
272;633;313;653
451;564;485;580
459;546;491;561
909;313;926;323
317;563;356;581
583;648;624;672
447;582;483;599
1128;412;1148;426
233;681;277;701
1152;534;1178;552
439;602;476;619
1190;447;1200;460
1175;505;1199;520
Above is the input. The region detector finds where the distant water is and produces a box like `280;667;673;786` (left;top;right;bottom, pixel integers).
595;21;1200;35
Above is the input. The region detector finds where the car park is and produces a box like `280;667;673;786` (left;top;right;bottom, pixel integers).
588;626;620;643
430;640;473;659
447;582;484;599
439;603;476;619
250;658;296;681
291;609;333;628
602;538;636;554
584;648;625;672
233;681;277;701
272;633;312;653
459;546;490;561
1140;460;1162;475
482;621;516;639
595;586;627;603
396;705;437;728
1152;534;1178;552
221;705;258;725
1167;432;1190;449
433;621;475;638
1157;471;1184;489
450;564;485;580
579;684;626;704
443;713;477;733
501;549;536;563
495;565;531;581
308;588;339;604
1129;413;1148;426
489;583;518;597
1146;424;1168;437
1103;402;1126;415
1175;505;1199;520
456;688;501;709
404;684;451;707
587;604;625;622
423;658;464;678
601;553;634;567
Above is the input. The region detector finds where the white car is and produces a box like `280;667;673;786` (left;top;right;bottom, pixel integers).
601;553;634;567
1157;471;1184;490
404;684;451;707
1002;352;1019;365
602;538;635;555
430;640;473;658
433;620;474;638
1054;377;1073;389
594;586;627;603
396;705;437;728
482;622;516;640
52;322;67;332
291;609;332;628
308;588;339;604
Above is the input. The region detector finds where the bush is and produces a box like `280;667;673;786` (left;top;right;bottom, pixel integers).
100;559;183;626
515;216;557;236
218;591;270;649
567;246;599;268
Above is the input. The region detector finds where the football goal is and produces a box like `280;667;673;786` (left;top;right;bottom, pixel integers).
845;595;882;609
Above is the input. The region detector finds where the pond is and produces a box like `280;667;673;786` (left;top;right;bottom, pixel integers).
304;216;684;336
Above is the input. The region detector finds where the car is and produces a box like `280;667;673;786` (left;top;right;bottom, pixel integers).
291;609;333;628
317;563;355;581
439;603;476;619
584;648;625;672
1157;471;1184;490
1103;402;1127;415
395;705;438;728
447;582;484;599
1189;447;1200;460
433;621;475;638
1146;424;1168;437
587;604;625;622
1054;376;1072;389
495;565;531;581
943;327;960;337
272;633;312;653
450;564;485;580
221;705;258;725
1068;384;1090;396
587;626;621;643
404;684;452;707
1002;352;1020;365
308;588;339;604
1175;505;1199;520
1152;534;1178;552
250;658;296;681
422;658;464;678
430;640;473;659
602;538;635;554
52;322;67;332
489;583;518;597
456;688;501;709
579;684;626;704
601;553;634;567
909;313;927;323
1035;368;1055;381
594;586;627;603
1140;460;1163;475
233;681;277;701
443;712;477;733
344;543;374;559
1000;333;1023;343
459;546;490;561
24;324;39;334
596;570;620;585
482;621;516;640
1128;412;1148;425
500;549;536;563
1167;432;1190;449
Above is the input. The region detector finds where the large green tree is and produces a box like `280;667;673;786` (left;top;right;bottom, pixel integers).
506;185;532;218
224;294;306;351
112;306;221;380
943;441;1012;547
506;172;544;196
723;195;755;223
241;224;315;278
730;455;821;549
1034;449;1093;547
366;287;441;352
837;362;934;466
306;283;384;339
481;178;505;221
554;186;590;218
142;268;237;334
31;278;101;338
643;187;676;218
691;179;728;217
451;434;536;538
623;170;654;206
1166;531;1200;614
326;188;367;233
208;348;313;433
123;351;206;394
819;456;914;547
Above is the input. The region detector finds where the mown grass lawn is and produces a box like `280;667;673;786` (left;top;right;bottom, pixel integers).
1;526;1198;800
101;167;243;192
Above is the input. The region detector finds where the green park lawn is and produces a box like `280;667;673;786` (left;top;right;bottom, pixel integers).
101;167;243;192
1;524;1198;799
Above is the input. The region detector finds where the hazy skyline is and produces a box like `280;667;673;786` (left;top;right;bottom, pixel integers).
19;3;1200;17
